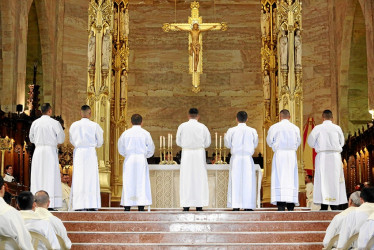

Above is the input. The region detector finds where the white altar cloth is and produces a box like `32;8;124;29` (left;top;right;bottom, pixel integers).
148;164;262;208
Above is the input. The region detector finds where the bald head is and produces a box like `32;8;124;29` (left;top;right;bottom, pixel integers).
81;105;91;118
279;109;290;120
34;190;50;208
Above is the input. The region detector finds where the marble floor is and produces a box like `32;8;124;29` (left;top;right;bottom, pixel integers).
53;208;337;249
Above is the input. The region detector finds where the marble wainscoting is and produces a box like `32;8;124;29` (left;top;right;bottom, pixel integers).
149;164;262;208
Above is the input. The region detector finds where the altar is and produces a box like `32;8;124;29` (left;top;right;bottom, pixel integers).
148;164;262;208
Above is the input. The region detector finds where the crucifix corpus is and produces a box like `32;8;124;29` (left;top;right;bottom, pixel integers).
162;1;227;93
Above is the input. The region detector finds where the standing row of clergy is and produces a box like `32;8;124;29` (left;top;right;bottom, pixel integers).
29;102;347;212
29;103;103;211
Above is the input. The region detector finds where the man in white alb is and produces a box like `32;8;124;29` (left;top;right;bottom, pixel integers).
323;191;361;248
307;110;347;210
337;187;374;249
35;190;72;249
58;173;71;211
3;165;15;182
30;103;65;209
17;191;60;249
266;109;301;211
225;111;258;211
69;105;103;211
358;210;374;249
176;108;211;211
0;176;33;250
118;114;155;211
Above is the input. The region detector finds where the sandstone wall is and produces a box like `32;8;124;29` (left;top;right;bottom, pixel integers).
128;1;263;155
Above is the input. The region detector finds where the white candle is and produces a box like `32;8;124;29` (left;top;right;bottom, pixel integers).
168;134;170;149
171;134;173;148
160;136;162;148
163;136;165;148
215;132;218;148
220;135;222;149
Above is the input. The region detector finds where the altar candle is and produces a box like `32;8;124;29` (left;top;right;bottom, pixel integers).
160;136;162;148
171;134;173;147
220;135;222;149
168;134;170;149
215;132;218;148
163;136;165;148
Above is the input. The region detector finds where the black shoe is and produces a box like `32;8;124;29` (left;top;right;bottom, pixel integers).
277;202;286;211
138;206;145;211
124;206;131;211
233;208;240;211
87;208;97;211
183;207;190;211
320;204;328;211
244;209;253;211
286;203;295;211
196;207;203;211
48;208;57;211
330;205;339;210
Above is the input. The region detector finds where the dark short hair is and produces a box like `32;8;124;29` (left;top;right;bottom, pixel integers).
17;191;34;210
5;165;12;171
81;105;91;111
306;175;313;181
360;187;374;203
0;176;4;190
280;109;290;118
322;110;333;119
189;108;199;118
41;103;52;114
237;111;248;123
131;114;142;125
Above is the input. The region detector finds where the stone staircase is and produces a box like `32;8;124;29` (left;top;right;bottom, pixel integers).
53;208;337;249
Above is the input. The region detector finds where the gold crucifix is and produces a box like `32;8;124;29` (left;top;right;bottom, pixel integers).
162;1;227;93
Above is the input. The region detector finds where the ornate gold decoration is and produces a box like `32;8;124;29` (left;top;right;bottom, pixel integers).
0;136;13;177
261;0;279;203
261;0;303;203
277;0;305;192
162;1;228;93
110;0;129;202
87;0;113;195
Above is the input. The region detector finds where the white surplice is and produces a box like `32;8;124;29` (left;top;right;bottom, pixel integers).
0;197;33;250
35;207;72;249
323;206;357;247
30;115;65;208
3;174;15;182
176;119;211;207
69;118;103;210
20;210;60;250
225;123;258;209
58;182;71;211
118;125;155;206
306;182;321;211
358;213;374;250
336;202;374;249
266;119;301;205
307;120;347;206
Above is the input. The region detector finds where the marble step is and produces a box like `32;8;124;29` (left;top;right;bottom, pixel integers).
54;211;338;222
67;231;325;244
63;220;330;232
71;242;324;250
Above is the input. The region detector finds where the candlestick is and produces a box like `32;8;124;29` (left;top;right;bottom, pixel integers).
171;134;173;148
163;136;165;148
215;132;218;148
219;135;222;149
160;136;162;148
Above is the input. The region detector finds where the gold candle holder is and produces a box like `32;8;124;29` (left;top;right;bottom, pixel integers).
213;133;227;164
